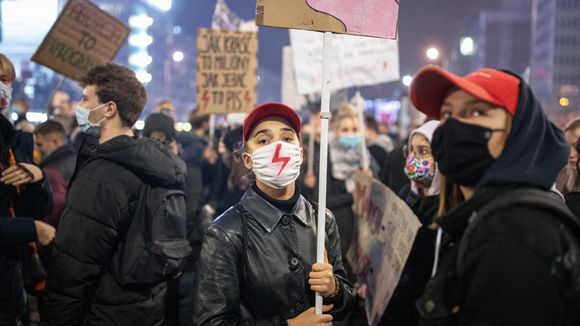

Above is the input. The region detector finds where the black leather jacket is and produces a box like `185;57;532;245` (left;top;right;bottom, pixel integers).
193;186;354;325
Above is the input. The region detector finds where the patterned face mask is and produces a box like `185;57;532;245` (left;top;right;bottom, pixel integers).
404;155;435;186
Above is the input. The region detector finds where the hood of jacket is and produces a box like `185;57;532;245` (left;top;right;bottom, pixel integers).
476;73;569;191
94;136;186;189
176;133;206;165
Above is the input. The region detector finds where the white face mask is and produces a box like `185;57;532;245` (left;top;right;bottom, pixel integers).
249;141;303;189
75;103;107;134
0;81;12;111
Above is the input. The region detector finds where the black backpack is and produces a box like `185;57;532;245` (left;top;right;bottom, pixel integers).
111;185;192;286
458;188;580;320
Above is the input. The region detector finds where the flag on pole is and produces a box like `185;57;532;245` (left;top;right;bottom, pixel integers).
211;0;240;30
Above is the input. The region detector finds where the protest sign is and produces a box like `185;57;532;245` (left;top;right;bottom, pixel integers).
348;172;421;325
290;30;400;94
196;28;258;114
256;0;399;39
31;0;129;80
281;46;306;111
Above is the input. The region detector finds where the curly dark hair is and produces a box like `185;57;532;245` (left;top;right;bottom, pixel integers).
79;63;146;127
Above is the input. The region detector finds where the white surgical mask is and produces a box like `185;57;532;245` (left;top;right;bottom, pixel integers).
250;141;302;189
75;103;107;134
0;81;12;111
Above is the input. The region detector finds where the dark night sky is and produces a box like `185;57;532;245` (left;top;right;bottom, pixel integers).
172;0;497;102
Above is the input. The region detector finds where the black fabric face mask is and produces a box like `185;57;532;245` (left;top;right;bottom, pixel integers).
432;118;505;187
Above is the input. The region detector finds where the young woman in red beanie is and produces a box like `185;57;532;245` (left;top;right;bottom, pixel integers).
193;103;353;325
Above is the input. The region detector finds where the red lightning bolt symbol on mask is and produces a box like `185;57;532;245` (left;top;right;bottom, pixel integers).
201;90;210;109
272;143;290;176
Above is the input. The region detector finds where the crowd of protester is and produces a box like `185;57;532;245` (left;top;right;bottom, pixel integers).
1;51;580;326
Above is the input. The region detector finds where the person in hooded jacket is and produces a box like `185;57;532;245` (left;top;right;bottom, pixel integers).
143;112;201;326
380;120;440;325
193;102;354;325
410;65;578;325
40;63;187;326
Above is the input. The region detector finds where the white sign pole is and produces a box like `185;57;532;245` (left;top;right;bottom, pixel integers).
353;91;370;170
209;113;216;147
315;31;332;315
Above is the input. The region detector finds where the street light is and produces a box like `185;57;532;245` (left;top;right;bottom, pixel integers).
402;75;413;87
172;51;184;63
426;47;440;61
460;37;475;56
560;97;570;107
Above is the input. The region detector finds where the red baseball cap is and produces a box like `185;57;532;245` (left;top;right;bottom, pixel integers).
243;102;302;143
410;65;521;118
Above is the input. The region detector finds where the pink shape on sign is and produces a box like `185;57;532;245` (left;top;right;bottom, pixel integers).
306;0;399;39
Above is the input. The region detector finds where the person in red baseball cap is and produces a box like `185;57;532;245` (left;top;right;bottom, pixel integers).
409;65;579;325
193;102;354;324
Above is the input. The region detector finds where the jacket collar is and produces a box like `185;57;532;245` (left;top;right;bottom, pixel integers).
240;186;311;233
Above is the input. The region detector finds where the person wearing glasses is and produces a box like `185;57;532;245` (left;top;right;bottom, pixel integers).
380;120;441;325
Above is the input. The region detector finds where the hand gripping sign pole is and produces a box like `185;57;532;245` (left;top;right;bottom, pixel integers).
315;31;332;315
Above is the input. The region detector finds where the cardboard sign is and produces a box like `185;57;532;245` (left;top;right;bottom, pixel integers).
196;28;258;114
256;0;399;39
31;0;129;80
348;172;421;325
290;30;400;94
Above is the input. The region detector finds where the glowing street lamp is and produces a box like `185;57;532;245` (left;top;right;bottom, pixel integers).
460;37;475;56
172;51;184;63
426;47;440;61
402;75;413;87
560;97;570;107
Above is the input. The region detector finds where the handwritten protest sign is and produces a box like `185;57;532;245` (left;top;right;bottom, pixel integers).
31;0;129;80
348;172;421;325
196;28;258;114
290;30;400;94
256;0;399;39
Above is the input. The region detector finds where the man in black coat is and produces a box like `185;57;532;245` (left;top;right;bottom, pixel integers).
40;64;187;326
34;120;76;227
143;112;202;326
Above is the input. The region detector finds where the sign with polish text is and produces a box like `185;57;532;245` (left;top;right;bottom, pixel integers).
196;28;258;114
32;0;129;80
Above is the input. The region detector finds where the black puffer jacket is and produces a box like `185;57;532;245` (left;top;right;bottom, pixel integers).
40;136;186;326
193;186;354;325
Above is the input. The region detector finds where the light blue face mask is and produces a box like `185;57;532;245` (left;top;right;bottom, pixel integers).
338;134;361;150
75;103;107;135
